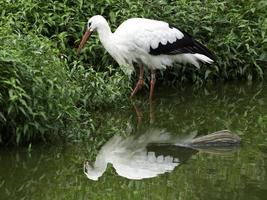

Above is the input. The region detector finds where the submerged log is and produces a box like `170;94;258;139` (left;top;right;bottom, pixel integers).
188;130;241;148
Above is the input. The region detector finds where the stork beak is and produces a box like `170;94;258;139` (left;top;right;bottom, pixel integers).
77;30;92;55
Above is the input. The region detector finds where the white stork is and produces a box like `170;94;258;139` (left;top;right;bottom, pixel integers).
77;15;215;99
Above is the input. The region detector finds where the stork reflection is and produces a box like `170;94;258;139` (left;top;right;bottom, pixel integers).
84;128;240;181
84;100;240;181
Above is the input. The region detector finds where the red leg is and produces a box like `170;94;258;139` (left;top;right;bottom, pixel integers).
130;65;144;98
149;69;156;100
149;99;155;124
132;100;143;130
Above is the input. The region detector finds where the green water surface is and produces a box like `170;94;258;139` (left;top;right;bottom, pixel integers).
1;83;267;200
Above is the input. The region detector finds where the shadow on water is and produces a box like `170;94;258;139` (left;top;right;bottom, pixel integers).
1;83;267;199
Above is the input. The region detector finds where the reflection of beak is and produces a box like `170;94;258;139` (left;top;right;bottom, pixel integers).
83;160;93;174
77;30;92;55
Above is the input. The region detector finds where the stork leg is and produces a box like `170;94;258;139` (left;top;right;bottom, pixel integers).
149;69;156;100
132;100;143;131
130;65;144;98
149;99;155;124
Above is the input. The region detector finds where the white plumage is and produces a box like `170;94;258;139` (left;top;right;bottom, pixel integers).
77;15;215;98
83;129;197;181
112;18;184;73
114;18;213;71
83;128;239;181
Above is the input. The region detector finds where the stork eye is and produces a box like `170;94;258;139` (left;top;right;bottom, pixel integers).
88;22;92;27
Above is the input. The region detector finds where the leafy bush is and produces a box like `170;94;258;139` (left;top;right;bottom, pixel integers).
0;25;81;144
1;0;265;80
70;63;130;110
0;25;129;145
114;0;267;82
0;0;266;144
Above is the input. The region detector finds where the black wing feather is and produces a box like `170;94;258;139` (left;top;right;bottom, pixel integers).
149;25;215;61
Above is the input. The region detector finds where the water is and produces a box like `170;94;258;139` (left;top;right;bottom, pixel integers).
1;83;267;200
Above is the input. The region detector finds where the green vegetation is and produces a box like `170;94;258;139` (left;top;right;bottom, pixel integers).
0;25;130;145
0;0;266;145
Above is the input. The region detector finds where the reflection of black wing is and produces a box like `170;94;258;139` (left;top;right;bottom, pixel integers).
149;25;215;61
146;145;198;164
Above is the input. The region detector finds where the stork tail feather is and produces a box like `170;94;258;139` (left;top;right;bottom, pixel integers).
188;130;241;147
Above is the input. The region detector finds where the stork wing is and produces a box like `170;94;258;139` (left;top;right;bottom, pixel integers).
115;18;214;60
149;26;215;60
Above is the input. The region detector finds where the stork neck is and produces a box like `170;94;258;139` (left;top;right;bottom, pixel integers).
92;151;108;178
97;25;113;48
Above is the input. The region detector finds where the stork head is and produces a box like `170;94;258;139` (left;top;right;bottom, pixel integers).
77;15;108;55
83;160;103;181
